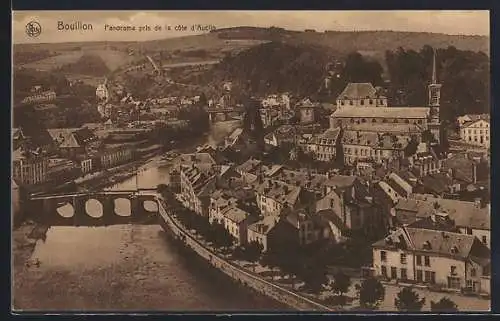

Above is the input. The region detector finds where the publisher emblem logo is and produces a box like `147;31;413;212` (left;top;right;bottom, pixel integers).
26;21;42;38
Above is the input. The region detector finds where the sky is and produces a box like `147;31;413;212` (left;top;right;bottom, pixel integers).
13;10;489;44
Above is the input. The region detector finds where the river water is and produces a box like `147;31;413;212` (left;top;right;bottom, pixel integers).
15;121;290;311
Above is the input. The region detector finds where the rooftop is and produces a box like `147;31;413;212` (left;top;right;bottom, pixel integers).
331;107;430;119
248;216;279;235
222;206;250;224
342;131;411;150
395;196;490;230
235;158;263;175
346;122;424;133
337;83;381;100
373;227;489;262
256;179;302;207
173;153;216;167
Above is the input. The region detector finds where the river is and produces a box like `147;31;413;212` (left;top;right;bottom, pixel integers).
14;120;291;312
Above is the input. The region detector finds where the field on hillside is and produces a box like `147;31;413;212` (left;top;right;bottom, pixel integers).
127;34;268;52
64;74;105;87
86;49;135;71
21;51;85;71
20;49;134;72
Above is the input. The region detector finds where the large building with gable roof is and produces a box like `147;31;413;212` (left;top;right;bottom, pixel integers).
330;49;443;146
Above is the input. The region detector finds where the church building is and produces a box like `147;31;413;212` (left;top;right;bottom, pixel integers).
329;49;442;144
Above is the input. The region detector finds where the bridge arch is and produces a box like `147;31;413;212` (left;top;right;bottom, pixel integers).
56;202;75;218
143;200;158;213
85;199;104;218
114;198;132;217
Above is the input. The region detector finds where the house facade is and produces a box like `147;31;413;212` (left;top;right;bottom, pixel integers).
372;227;490;294
458;114;490;148
12;149;48;186
255;179;301;216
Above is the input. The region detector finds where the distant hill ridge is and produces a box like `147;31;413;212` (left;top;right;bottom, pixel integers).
14;27;489;55
211;27;489;55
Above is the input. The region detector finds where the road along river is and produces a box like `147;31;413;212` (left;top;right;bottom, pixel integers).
13;120;292;311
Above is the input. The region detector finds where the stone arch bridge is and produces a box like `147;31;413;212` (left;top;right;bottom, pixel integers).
26;189;161;227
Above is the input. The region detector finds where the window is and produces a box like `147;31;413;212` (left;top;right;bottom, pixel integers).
482;265;490;276
400;253;407;264
372;119;376;123
424;270;432;283
350;100;353;106
369;99;373;104
360;99;364;105
391;267;397;279
381;265;387;277
471;268;476;277
448;277;461;289
424;256;430;267
482;236;487;244
341;101;345;106
450;266;457;275
416;270;423;282
401;268;407;280
380;251;387;262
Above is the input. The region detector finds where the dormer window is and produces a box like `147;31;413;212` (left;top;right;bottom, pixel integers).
423;241;432;250
450;246;458;255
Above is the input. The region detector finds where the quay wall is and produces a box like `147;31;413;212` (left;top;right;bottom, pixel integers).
156;196;333;311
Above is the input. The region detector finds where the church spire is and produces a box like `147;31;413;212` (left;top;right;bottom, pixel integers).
431;48;437;84
428;47;442;108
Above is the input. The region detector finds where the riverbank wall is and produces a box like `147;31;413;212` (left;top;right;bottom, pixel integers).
156;196;333;312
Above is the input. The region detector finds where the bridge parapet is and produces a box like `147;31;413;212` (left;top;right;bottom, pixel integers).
26;191;160;227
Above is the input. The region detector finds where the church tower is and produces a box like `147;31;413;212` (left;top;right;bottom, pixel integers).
428;48;442;144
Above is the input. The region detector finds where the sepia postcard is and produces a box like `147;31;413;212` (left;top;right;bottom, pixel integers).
11;10;491;313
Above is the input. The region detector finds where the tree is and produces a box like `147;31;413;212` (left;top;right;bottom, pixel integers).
394;287;426;312
212;222;234;250
331;271;352;297
342;52;384;87
358;278;385;309
244;241;263;272
301;265;329;294
261;249;280;280
430;297;458;312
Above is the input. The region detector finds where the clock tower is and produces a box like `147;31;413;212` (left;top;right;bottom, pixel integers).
428;48;442;145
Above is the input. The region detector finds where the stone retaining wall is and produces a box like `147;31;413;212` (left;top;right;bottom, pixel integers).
157;198;333;311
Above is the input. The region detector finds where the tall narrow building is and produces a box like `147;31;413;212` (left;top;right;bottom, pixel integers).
428;48;442;144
